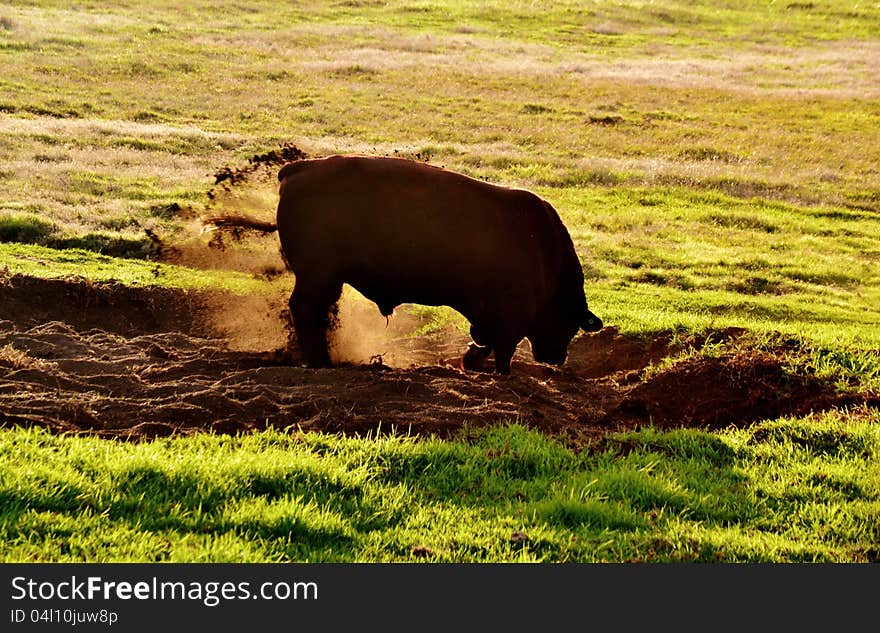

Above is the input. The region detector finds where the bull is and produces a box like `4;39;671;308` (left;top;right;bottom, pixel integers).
213;155;602;374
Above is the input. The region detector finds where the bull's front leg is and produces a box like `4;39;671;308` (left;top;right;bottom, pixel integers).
460;322;516;374
461;342;492;372
486;319;521;375
461;323;492;372
492;339;516;375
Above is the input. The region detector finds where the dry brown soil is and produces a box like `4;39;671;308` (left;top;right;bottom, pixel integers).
1;273;872;446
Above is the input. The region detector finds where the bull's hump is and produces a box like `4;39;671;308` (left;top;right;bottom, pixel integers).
329;155;471;186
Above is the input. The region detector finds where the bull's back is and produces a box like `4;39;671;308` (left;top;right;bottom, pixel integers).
276;156;563;313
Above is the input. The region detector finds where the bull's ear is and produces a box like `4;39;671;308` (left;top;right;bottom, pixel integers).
581;309;602;332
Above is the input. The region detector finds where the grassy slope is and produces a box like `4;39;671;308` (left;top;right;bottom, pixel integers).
0;1;878;561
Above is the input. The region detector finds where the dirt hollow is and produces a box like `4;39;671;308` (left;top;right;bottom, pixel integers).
0;273;870;446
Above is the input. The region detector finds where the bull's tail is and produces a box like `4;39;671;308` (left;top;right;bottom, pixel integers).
200;214;278;234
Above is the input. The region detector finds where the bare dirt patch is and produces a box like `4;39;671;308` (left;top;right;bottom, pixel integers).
1;274;872;446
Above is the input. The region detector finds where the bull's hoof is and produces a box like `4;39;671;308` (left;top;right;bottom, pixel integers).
461;343;491;372
262;348;300;365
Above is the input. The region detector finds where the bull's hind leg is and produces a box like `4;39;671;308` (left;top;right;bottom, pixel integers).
289;280;343;368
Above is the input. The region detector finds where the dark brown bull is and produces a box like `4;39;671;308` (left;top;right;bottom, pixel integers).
216;155;602;374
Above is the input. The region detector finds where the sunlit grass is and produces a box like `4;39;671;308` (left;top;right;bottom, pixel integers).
0;242;283;294
1;412;877;562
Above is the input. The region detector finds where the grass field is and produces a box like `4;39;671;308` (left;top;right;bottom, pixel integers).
3;413;878;562
1;0;878;562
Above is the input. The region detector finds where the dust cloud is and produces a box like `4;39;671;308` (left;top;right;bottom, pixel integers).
329;290;472;369
150;178;294;353
162;180;283;276
198;290;291;353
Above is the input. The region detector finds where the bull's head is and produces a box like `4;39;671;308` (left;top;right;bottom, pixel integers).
528;299;603;366
582;307;602;332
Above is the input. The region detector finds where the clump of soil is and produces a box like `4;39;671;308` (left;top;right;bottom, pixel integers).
1;274;873;445
146;142;306;276
209;143;307;199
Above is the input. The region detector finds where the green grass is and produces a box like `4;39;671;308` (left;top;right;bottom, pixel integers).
1;413;877;562
0;242;285;294
555;186;880;348
1;0;879;562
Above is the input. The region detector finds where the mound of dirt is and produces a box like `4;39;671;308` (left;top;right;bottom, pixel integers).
612;352;867;429
0;274;873;445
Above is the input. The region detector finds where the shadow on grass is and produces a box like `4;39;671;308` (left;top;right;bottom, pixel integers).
0;213;152;259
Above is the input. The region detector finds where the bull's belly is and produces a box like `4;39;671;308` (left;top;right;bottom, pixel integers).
346;275;472;320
